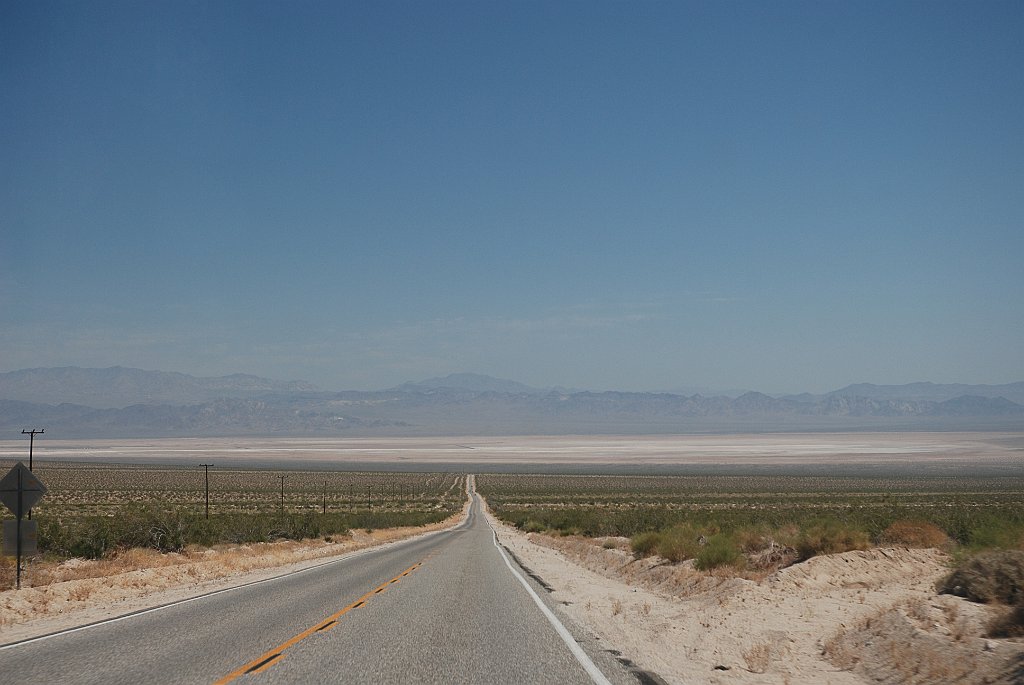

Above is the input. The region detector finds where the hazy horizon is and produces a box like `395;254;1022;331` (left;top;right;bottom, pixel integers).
4;2;1022;396
3;364;1024;400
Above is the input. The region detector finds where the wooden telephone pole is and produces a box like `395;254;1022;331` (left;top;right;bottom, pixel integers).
21;429;43;519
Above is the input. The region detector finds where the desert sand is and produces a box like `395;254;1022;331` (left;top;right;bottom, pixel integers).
488;516;1024;684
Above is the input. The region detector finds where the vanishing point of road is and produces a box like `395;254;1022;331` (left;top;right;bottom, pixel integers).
0;477;633;684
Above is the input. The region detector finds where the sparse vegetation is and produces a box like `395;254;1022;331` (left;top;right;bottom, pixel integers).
477;472;1024;572
0;463;464;587
34;507;450;560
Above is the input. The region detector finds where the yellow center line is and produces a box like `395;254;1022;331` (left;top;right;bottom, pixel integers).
213;561;424;684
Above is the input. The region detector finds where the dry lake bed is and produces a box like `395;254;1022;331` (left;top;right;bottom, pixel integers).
1;432;1022;476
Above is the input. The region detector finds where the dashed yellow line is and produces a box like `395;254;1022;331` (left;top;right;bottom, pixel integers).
213;561;424;684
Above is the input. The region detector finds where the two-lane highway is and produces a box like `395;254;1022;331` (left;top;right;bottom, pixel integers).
0;477;629;684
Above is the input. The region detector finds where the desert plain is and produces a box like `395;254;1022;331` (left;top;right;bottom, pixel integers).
2;431;1023;683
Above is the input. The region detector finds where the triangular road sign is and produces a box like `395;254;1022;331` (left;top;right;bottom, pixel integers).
0;462;47;516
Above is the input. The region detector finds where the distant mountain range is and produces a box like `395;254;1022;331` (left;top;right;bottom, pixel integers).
0;367;1021;438
785;381;1024;405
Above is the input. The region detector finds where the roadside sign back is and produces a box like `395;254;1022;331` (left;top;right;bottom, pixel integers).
2;520;38;556
0;462;47;516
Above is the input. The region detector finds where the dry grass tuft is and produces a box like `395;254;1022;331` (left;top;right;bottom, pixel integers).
742;641;771;673
880;520;950;549
988;604;1024;638
938;549;1024;604
741;631;788;674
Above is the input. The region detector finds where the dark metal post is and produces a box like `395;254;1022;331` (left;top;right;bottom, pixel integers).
16;466;23;590
200;464;212;519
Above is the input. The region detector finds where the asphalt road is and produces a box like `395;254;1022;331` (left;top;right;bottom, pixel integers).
0;478;631;684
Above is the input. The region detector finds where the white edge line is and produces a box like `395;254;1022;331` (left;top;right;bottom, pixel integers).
486;508;613;685
1;492;474;652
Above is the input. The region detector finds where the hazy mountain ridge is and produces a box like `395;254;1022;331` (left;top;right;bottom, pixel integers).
813;381;1024;405
0;368;1021;437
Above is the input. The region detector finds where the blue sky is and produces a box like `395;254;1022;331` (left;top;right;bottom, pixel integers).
2;1;1022;394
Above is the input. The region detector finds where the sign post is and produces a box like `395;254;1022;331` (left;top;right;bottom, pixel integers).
0;462;47;589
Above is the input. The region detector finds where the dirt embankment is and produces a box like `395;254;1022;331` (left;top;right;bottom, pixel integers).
490;518;1024;684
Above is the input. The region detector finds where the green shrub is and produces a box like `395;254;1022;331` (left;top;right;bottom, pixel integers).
656;524;702;563
694;535;745;571
795;521;870;561
963;521;1024;551
630;531;661;557
522;519;546;534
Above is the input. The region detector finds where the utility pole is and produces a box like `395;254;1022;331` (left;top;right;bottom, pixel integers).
21;429;43;471
279;475;287;514
367;485;371;511
200;464;212;519
322;480;327;514
22;428;43;520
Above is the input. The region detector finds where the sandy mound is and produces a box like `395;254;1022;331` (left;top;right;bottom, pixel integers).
767;547;947;592
825;595;1024;684
492;518;1024;684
